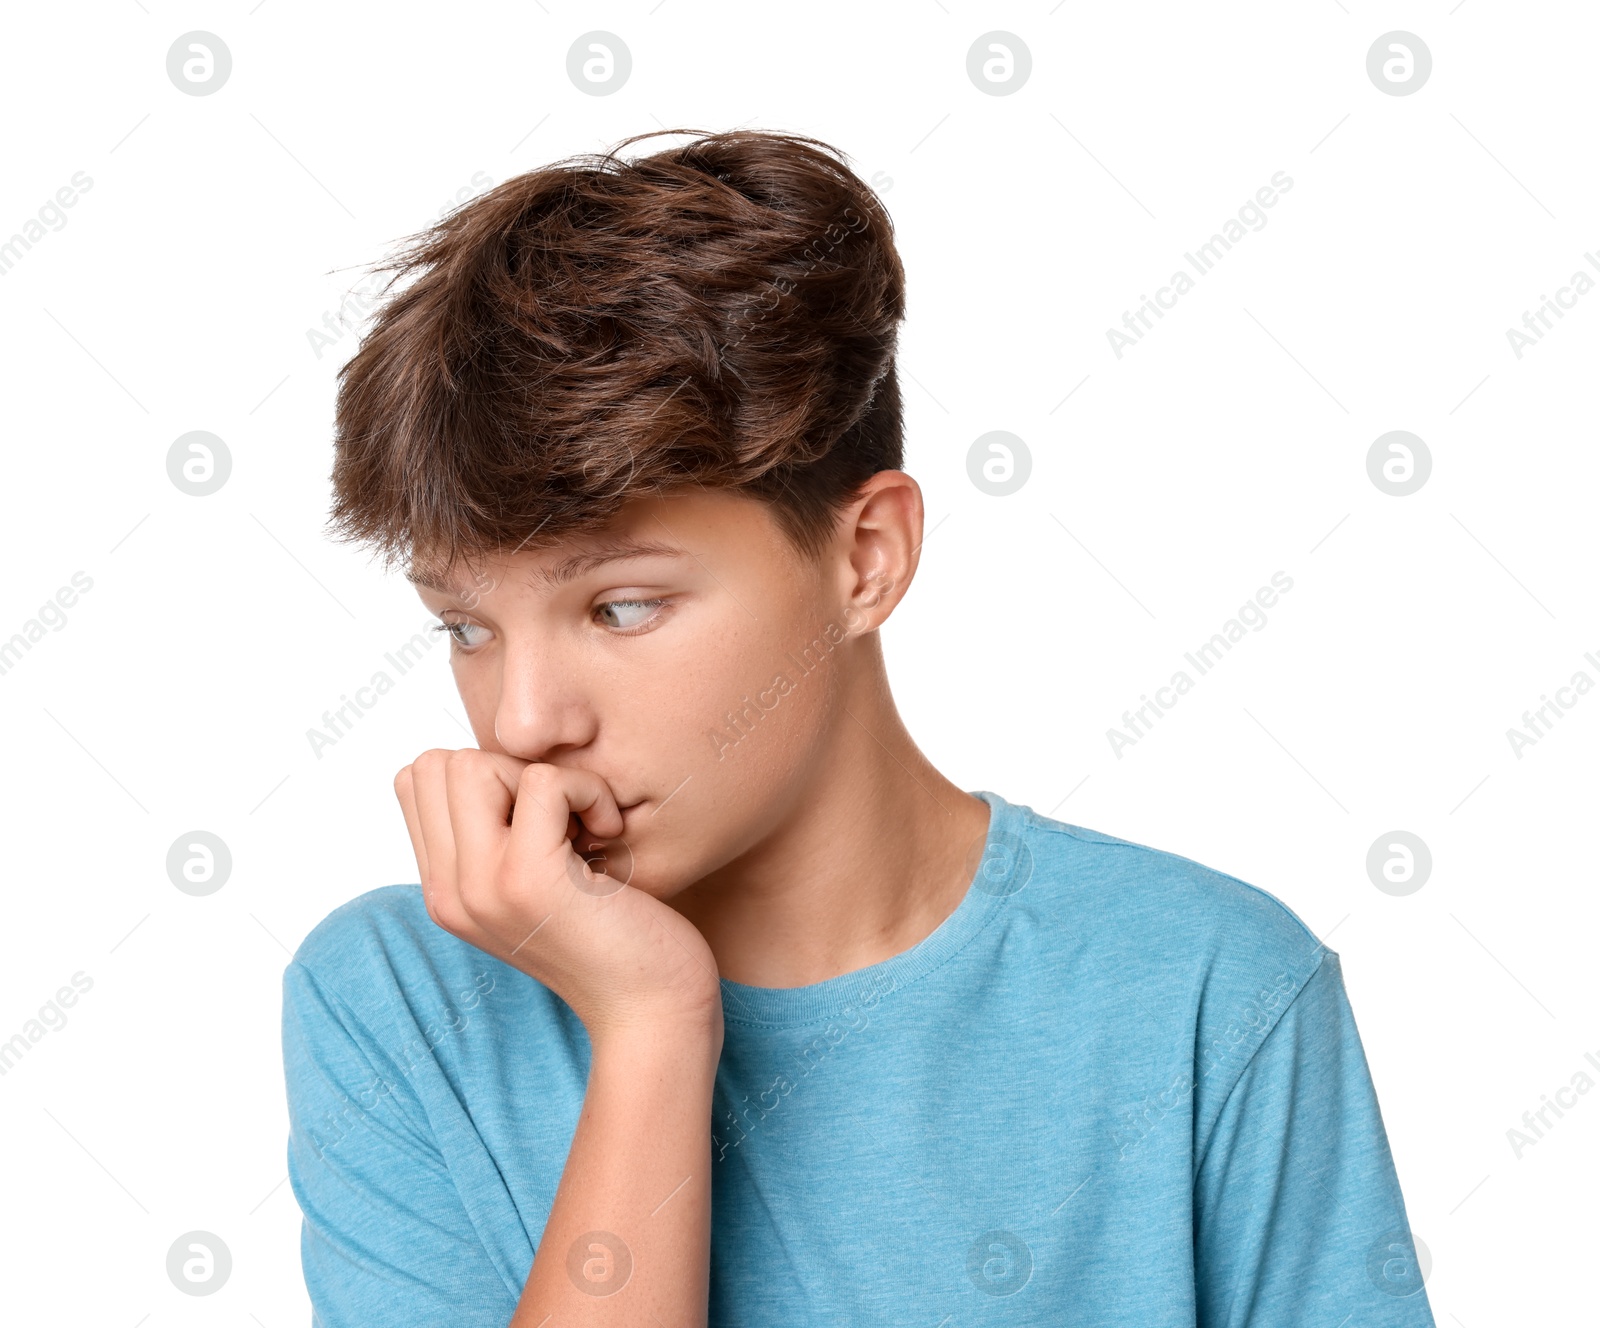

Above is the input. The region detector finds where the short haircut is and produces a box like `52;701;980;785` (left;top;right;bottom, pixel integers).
325;127;907;585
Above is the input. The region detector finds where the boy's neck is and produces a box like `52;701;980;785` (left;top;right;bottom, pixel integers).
664;643;991;990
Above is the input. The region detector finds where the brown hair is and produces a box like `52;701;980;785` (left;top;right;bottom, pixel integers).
324;127;906;584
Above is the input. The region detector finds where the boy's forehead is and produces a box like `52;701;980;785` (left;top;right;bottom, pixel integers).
404;489;774;596
407;533;679;595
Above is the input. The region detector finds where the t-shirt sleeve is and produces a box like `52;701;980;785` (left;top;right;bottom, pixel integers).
281;957;519;1327
1192;950;1436;1328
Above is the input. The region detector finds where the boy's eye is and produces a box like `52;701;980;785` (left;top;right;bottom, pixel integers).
430;620;490;648
428;599;668;650
596;598;666;632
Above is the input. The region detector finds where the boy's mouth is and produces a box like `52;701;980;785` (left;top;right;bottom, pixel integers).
575;801;645;846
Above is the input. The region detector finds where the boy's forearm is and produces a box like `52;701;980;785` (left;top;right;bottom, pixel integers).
509;1018;722;1328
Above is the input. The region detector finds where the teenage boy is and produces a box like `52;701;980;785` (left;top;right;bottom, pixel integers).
282;128;1437;1327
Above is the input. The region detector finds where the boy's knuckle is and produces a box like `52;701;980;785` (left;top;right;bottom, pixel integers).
432;901;471;936
518;762;556;794
456;872;492;917
421;877;464;932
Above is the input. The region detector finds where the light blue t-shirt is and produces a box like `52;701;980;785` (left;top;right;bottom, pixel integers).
281;789;1437;1326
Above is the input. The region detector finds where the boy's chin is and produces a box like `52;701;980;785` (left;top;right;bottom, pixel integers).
575;836;700;901
614;862;699;904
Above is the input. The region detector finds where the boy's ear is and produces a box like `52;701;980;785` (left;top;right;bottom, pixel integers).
834;471;922;634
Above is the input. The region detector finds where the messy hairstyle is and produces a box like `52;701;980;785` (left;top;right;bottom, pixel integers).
324;126;907;585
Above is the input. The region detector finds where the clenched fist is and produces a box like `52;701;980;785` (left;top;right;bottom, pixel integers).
393;750;723;1041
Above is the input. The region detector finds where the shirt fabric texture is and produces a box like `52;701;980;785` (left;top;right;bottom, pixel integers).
281;788;1437;1326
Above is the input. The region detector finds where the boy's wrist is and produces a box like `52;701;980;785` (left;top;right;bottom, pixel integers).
586;1004;725;1071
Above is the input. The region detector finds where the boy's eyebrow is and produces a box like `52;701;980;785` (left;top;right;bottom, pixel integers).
529;538;686;590
406;537;686;595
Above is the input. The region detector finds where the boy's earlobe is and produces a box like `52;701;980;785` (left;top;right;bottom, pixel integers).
838;567;899;634
860;567;895;608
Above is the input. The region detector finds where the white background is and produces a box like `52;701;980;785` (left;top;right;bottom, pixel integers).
1;2;1594;1323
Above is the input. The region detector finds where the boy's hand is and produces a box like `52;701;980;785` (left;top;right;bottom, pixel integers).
393;750;723;1041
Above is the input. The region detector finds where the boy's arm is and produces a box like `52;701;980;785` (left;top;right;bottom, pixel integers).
1192;951;1437;1328
284;956;722;1328
282;958;518;1325
509;1018;720;1327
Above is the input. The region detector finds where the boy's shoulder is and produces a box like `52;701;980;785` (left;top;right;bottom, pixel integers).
293;882;431;966
999;792;1331;993
997;794;1339;1121
288;884;475;1014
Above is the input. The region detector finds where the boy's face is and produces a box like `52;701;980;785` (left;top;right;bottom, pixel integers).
409;488;871;901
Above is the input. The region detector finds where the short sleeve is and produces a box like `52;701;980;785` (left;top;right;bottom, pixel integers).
1192;951;1436;1328
282;958;519;1327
